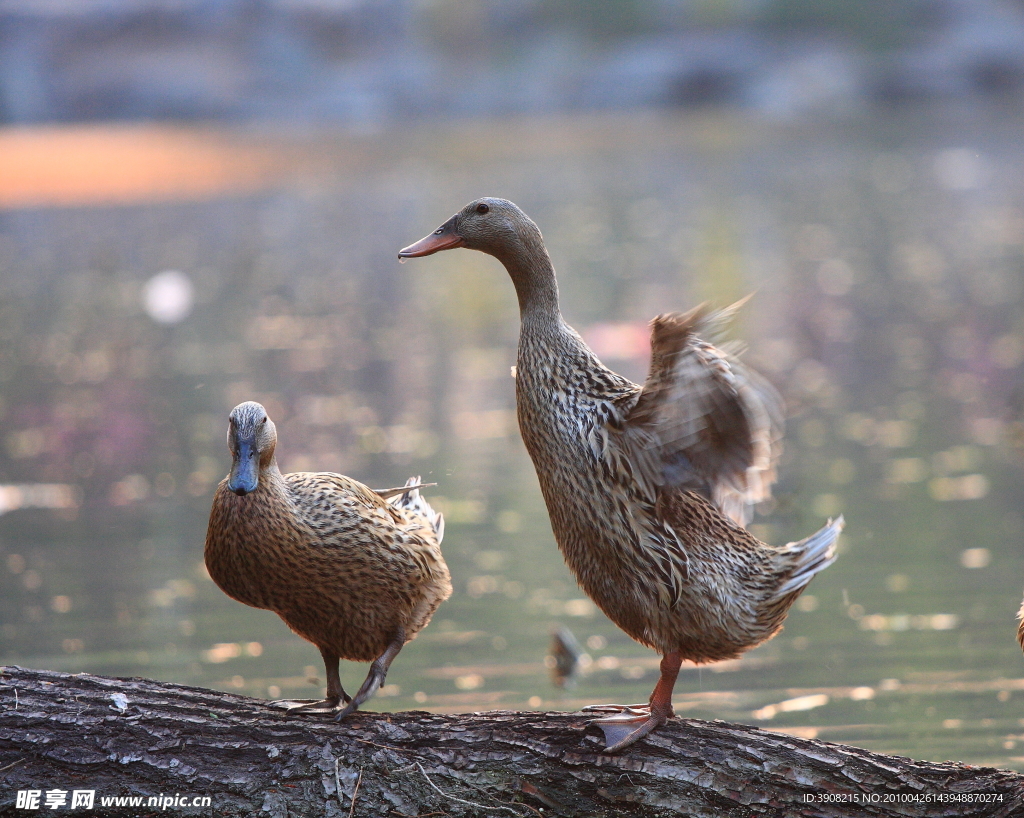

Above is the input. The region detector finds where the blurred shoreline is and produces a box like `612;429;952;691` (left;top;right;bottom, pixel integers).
3;0;1024;127
4;103;1024;211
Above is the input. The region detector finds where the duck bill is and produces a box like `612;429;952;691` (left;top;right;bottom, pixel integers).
398;216;464;258
227;440;259;496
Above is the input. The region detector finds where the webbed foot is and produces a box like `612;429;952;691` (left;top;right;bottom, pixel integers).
589;705;670;753
275;648;350;717
271;696;348;713
584;651;682;753
581;703;649;714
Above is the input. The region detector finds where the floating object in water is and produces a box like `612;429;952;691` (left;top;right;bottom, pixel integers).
547;626;583;689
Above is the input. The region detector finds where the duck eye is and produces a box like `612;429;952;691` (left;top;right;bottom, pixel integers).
259;417;267;425
475;203;489;214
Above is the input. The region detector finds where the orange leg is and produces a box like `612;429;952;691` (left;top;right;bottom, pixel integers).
586;652;682;753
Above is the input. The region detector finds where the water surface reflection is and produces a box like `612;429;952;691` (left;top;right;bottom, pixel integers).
1;112;1023;770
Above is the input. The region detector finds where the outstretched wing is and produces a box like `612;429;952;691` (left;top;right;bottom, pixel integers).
608;300;783;527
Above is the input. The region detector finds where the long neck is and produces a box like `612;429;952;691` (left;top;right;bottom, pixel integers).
496;238;561;326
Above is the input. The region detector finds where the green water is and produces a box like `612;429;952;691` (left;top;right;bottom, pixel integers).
2;110;1023;771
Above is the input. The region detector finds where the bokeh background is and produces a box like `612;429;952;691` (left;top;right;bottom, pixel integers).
2;0;1024;771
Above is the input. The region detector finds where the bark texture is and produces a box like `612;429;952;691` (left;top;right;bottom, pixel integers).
1;665;1021;817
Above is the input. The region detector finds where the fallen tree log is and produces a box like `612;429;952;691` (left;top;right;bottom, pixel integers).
0;666;1021;817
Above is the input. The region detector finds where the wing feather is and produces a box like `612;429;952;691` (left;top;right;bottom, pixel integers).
605;299;783;526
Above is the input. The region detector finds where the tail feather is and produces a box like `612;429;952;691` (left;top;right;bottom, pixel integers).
774;515;844;598
385;476;444;542
375;481;436;499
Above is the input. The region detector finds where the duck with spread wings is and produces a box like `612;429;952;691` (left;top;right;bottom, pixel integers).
400;198;843;752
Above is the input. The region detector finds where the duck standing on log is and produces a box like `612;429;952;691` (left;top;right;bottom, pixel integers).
400;198;844;752
205;401;450;720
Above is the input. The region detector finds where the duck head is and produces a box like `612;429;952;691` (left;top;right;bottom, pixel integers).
226;401;277;496
400;198;557;316
402;196;547;256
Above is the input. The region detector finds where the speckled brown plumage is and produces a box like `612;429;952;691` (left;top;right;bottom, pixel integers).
401;198;843;751
205;401;450;719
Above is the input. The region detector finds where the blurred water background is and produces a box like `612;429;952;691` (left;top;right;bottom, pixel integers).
2;0;1024;772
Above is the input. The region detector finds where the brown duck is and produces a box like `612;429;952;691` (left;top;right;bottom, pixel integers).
400;198;843;752
205;401;451;719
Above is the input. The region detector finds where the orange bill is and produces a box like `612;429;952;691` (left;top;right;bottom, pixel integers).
398;216;464;257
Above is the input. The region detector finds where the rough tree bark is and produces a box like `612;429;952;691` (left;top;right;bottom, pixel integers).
0;666;1021;818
